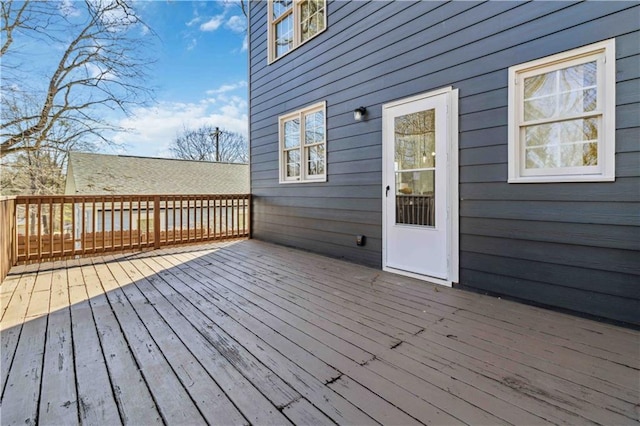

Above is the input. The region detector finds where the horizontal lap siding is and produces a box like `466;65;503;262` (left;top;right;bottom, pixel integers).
249;1;640;324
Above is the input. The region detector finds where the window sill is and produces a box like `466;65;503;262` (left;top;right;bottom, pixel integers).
279;177;327;184
508;175;615;184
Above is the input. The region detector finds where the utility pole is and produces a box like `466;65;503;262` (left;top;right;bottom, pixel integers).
210;127;221;162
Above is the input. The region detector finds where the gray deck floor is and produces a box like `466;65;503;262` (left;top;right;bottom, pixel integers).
1;239;638;425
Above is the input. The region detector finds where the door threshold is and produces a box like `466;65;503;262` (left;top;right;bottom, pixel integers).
383;266;452;287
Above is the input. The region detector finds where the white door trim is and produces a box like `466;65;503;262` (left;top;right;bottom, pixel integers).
382;87;459;286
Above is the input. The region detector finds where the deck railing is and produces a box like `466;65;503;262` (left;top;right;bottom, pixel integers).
4;194;250;269
1;197;17;281
396;194;435;226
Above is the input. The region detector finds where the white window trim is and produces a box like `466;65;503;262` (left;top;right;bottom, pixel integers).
279;101;327;184
508;38;616;183
267;0;327;64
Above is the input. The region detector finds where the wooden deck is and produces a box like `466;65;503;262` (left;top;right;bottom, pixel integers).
1;240;638;425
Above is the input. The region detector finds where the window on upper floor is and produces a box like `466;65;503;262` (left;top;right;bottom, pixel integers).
508;39;616;183
268;0;326;63
279;102;326;183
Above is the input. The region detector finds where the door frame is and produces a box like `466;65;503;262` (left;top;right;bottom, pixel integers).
381;86;459;286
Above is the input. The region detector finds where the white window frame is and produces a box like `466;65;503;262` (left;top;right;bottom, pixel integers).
508;39;616;183
268;0;327;63
279;101;327;184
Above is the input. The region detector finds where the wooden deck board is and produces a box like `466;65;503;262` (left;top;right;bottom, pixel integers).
113;256;293;425
246;242;637;355
143;254;386;425
1;239;638;425
0;272;37;398
208;246;632;422
170;251;507;425
1;265;53;426
81;263;162;424
92;260;207;424
229;242;640;399
38;262;77;425
104;257;248;425
68;279;121;425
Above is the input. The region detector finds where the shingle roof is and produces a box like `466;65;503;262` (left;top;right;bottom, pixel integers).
65;152;249;195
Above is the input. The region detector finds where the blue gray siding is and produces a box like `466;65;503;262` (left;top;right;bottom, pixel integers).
249;1;640;325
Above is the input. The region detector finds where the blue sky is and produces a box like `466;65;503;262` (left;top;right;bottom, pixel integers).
112;0;248;157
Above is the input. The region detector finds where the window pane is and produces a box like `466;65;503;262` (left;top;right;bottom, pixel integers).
395;170;435;227
307;144;325;176
524;61;598;121
394;109;436;170
272;0;292;20
524;72;557;98
561;142;598;167
284;118;299;148
524;118;598;169
301;0;325;42
275;14;293;57
304;110;324;144
300;0;310;22
523;95;557;121
286;149;300;177
559;88;597;116
559;61;596;91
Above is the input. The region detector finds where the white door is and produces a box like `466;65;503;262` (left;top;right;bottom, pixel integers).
383;88;457;283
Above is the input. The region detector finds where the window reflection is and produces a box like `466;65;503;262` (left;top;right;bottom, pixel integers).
394;109;436;172
394;109;436;227
300;0;325;42
524;61;597;121
524;118;598;169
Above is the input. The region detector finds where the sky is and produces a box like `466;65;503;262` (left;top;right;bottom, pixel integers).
111;0;248;157
1;1;248;159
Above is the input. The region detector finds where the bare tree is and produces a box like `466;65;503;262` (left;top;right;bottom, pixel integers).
224;0;248;18
0;0;155;159
170;125;248;164
0;149;65;195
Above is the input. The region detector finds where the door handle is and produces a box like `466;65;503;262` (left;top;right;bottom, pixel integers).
385;185;390;197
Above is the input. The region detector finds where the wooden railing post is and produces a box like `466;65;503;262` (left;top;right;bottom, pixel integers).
247;194;252;239
0;197;17;281
154;195;161;249
11;198;16;267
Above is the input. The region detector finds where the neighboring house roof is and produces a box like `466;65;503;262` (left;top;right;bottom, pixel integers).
65;152;249;195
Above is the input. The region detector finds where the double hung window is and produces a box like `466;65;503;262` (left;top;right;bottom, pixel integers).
269;0;326;62
508;39;615;182
279;102;326;183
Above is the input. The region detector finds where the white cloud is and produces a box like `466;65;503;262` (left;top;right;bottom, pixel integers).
205;81;247;95
59;0;81;17
113;94;248;157
186;16;201;27
241;34;248;52
85;63;117;81
222;0;241;11
187;38;198;51
199;15;225;32
225;15;246;33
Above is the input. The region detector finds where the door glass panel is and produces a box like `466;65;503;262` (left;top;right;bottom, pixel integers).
394;109;435;170
394;109;436;227
395;171;435;226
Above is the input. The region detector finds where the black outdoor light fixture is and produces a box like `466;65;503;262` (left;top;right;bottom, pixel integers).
353;106;367;121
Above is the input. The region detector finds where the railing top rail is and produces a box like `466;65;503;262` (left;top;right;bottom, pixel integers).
14;193;251;204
